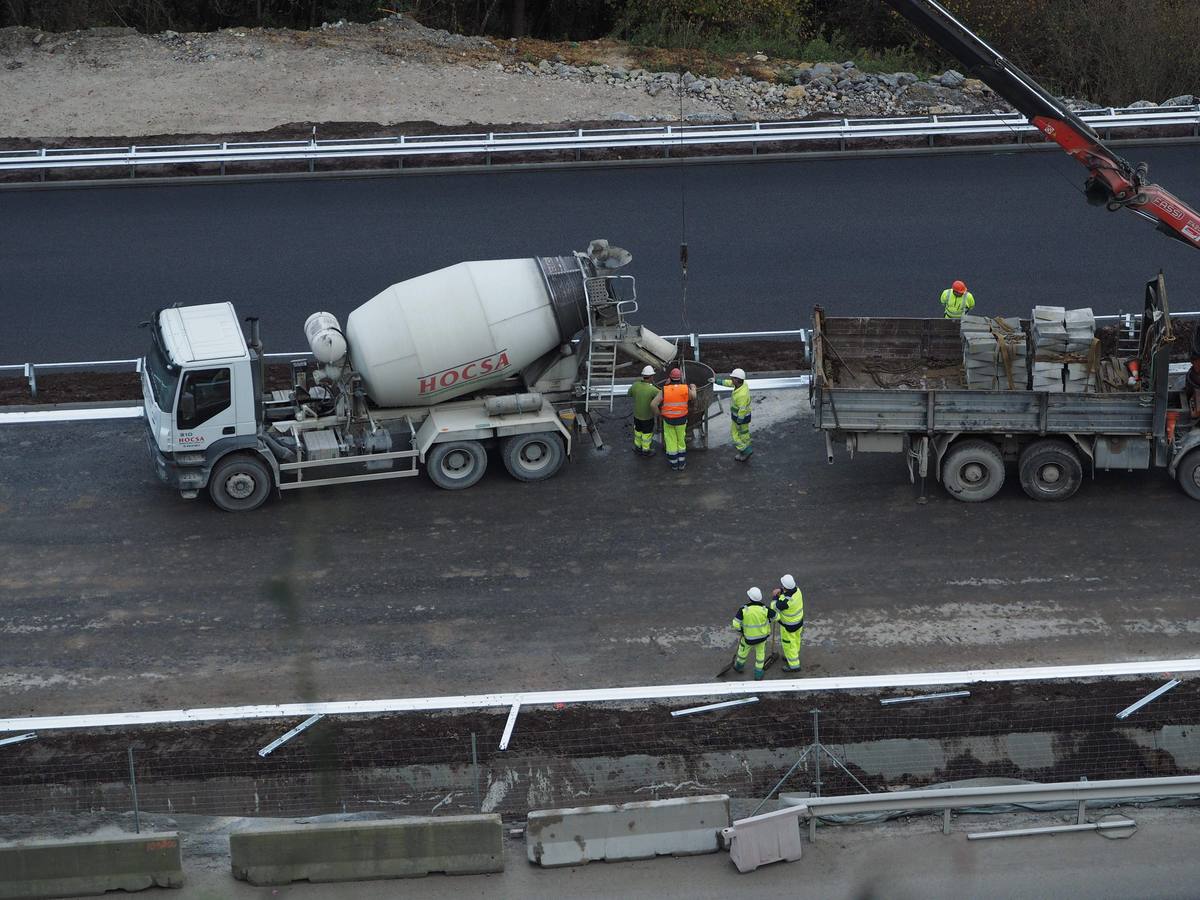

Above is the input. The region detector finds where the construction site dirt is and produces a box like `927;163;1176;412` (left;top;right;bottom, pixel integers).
1;678;1195;827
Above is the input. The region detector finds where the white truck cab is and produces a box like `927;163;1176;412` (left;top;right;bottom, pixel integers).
143;303;269;504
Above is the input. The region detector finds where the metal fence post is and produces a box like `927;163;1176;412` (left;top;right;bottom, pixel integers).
24;363;36;399
471;731;480;812
127;747;140;833
811;709;822;798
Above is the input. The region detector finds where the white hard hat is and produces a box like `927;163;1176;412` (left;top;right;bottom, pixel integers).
641;365;655;376
746;586;763;603
780;574;796;590
731;367;747;380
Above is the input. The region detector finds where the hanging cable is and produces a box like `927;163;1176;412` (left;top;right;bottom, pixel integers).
677;60;692;340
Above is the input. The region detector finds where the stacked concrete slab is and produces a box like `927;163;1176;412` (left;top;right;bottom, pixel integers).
960;315;1027;390
1031;306;1097;392
0;832;183;899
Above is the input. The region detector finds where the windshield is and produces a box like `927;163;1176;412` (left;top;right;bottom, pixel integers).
146;334;180;413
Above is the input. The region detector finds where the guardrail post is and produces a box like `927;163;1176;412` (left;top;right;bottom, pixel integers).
486;132;493;166
690;333;700;362
220;142;227;176
665;125;671;159
129;145;136;179
471;731;480;811
128;746;140;833
24;363;36;399
943;807;952;834
576;129;582;162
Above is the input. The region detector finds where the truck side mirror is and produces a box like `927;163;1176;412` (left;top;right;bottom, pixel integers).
178;392;196;423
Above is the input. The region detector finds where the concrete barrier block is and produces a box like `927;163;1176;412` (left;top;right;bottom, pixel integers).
526;795;730;867
229;815;503;885
0;832;183;899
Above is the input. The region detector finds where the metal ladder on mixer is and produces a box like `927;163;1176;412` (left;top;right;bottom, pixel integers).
582;272;638;412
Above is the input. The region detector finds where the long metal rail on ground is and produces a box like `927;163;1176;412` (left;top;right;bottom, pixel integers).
1;106;1198;174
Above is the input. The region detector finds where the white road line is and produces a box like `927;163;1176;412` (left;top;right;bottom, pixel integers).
0;407;142;424
1;658;1195;733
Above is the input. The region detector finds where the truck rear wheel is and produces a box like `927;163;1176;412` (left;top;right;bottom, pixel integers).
209;453;272;512
1176;451;1200;500
501;433;565;483
1018;439;1083;501
941;439;1005;502
426;440;487;490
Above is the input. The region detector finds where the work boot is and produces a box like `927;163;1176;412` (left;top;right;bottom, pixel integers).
753;669;765;681
782;665;801;673
677;463;687;472
732;662;745;674
644;449;656;457
734;451;746;461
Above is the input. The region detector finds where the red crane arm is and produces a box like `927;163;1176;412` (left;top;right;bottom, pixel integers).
883;0;1200;249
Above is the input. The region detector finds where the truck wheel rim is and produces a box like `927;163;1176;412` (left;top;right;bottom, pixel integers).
519;440;551;471
1192;466;1200;489
225;472;256;499
961;462;985;484
441;450;473;478
1038;463;1062;485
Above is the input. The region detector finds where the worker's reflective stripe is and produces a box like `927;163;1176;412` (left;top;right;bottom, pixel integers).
661;383;690;419
737;604;772;641
941;289;975;318
729;382;751;424
774;589;804;627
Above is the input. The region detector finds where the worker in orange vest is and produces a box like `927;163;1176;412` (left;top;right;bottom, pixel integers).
651;367;696;471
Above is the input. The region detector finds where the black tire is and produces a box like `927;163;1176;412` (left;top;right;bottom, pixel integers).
1018;439;1084;502
1176;451;1200;501
426;440;487;491
501;432;566;483
209;453;272;512
941;439;1005;503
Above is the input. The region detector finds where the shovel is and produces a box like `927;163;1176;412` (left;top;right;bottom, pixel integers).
715;636;742;678
762;624;780;673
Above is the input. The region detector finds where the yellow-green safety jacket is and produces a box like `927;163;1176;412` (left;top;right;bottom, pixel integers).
940;289;976;319
732;601;775;644
719;378;752;426
772;588;804;632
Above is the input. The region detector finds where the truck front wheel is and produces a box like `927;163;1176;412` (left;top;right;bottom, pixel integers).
1018;439;1083;501
501;433;565;483
426;440;487;490
941;439;1005;502
209;454;273;512
1176;451;1200;501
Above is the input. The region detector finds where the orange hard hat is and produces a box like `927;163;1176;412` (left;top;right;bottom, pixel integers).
952;280;967;294
669;367;683;381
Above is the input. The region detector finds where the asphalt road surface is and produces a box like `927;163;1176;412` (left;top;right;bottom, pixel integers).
3;143;1200;362
2;392;1199;719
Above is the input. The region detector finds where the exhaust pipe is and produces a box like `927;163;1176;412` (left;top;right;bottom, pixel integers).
246;317;265;422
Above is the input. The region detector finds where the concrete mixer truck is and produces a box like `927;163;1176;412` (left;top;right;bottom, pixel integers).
142;241;676;511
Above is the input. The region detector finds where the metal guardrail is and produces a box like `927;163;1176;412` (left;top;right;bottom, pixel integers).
5;313;1192;399
2;105;1198;173
0;329;811;399
723;774;1200;867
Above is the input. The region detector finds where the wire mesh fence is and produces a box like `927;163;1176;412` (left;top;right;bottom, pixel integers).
1;677;1196;829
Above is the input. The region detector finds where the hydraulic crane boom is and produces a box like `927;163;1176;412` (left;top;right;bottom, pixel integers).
883;0;1200;249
